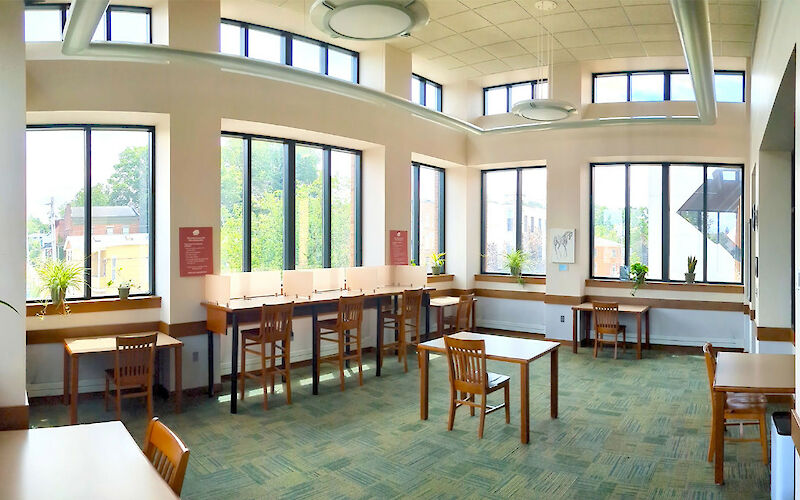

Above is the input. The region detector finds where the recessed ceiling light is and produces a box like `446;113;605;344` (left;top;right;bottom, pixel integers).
511;99;576;122
310;0;430;41
534;0;558;11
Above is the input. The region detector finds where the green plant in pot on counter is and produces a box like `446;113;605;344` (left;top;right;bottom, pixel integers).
630;262;648;296
107;267;137;300
429;252;445;275
685;256;698;283
35;259;84;315
504;249;528;285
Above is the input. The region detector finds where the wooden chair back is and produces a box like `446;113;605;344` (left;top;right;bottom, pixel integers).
702;342;716;395
144;417;190;495
593;302;620;335
114;333;157;388
401;288;423;320
454;294;474;331
337;294;365;330
258;302;294;343
444;336;487;395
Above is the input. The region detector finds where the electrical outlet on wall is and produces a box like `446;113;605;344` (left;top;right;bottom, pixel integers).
192;351;199;362
560;315;565;323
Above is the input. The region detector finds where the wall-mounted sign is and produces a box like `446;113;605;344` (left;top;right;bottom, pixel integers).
389;230;408;265
179;227;212;277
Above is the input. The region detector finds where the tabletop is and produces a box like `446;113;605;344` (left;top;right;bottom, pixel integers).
430;296;476;308
0;421;178;499
65;332;182;355
572;302;650;313
417;332;559;363
714;352;795;393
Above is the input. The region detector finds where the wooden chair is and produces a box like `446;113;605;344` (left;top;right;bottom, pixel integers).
592;302;627;359
703;343;768;464
239;302;294;410
444;336;510;439
315;294;365;391
380;288;423;372
143;417;190;496
443;294;474;334
104;332;157;421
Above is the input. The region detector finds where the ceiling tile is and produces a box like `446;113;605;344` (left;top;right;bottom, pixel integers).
411;44;446;60
432;55;467;70
570;45;610;60
496;18;543;39
438;10;492;32
387;36;424;51
643;40;684;56
719;4;757;24
502;53;541;70
473;58;512;74
426;1;469;19
623;5;674;24
707;5;720;23
538;12;588;33
453;46;496;64
430;34;477;53
551;48;576;63
717;24;755;42
518;0;575;16
593;26;638;44
475;1;531;25
460;0;505;8
448;65;482;79
606;42;647;57
554;29;600;48
462;26;511;45
578;7;630;28
720;41;753;57
633;23;678;42
619;0;669;4
484;40;528;58
569;0;621;9
413;21;456;42
518;34;564;52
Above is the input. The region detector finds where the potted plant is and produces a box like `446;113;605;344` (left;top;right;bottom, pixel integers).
107;267;136;300
35;259;84;315
630;262;648;296
504;249;528;285
685;256;697;283
429;252;445;275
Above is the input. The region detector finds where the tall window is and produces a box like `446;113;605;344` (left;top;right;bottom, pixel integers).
411;163;444;272
481;167;546;275
26;126;155;300
25;4;152;43
593;70;745;103
484;80;548;115
411;74;442;112
220;19;358;84
591;163;743;284
221;133;361;273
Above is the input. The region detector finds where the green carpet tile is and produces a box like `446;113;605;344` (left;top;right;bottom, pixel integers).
29;345;778;499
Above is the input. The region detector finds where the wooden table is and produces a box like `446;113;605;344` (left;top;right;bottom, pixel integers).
63;332;183;425
712;352;794;484
571;302;650;358
0;421;178;499
416;332;559;444
429;296;477;339
203;286;432;414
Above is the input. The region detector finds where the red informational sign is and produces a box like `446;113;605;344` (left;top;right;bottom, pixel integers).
389;230;408;265
179;227;213;277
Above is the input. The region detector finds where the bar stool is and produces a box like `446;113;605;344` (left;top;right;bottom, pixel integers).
381;288;423;372
239;302;294;409
315;294;365;391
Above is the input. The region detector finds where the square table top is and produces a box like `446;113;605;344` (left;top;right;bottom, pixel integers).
0;421;178;499
430;296;476;308
64;331;182;355
572;302;649;313
714;352;795;393
417;331;559;364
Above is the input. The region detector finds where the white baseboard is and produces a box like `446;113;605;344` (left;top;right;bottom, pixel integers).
476;319;545;335
581;331;741;349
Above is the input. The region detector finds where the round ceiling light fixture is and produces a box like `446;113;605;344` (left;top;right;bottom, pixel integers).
534;0;558;11
511;99;576;122
310;0;430;41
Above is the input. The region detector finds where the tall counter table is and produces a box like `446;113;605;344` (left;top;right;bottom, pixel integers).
203;286;432;414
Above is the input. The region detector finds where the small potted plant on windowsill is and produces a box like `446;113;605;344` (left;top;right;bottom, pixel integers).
685;256;697;284
35;258;84;315
504;249;528;286
630;262;648;296
429;252;445;275
107;267;137;300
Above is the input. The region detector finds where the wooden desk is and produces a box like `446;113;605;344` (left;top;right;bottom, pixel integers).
203;286;432;414
0;421;178;499
712;352;794;484
63;332;183;425
416;332;559;444
571;302;650;359
429;296;477;339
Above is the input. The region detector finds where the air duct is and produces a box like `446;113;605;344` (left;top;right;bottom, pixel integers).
670;0;717;125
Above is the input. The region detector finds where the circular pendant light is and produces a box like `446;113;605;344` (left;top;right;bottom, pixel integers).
310;0;429;41
511;99;576;122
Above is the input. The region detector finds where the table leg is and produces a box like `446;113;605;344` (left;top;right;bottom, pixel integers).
70;354;79;425
174;345;183;414
645;310;651;349
520;363;530;444
312;306;319;395
424;293;431;341
636;313;642;360
571;309;578;353
376;298;383;377
437;306;444;338
713;389;725;484
419;350;429;420
471;299;476;330
63;346;70;406
207;329;214;397
583;311;591;347
230;313;239;414
550;350;558;419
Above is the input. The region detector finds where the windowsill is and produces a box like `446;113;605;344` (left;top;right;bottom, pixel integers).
475;274;546;285
585;279;743;294
26;295;161;317
427;274;454;283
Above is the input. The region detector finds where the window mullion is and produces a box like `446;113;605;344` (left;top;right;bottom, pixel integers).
439;169;446;259
515;168;523;253
412;165;421;266
284;141;296;270
355;154;362;266
83;127;92;299
242;23;248;57
662;163;670;281
322;148;332;268
243;138;252;272
480;172;486;273
702;164;708;282
624;163;631;269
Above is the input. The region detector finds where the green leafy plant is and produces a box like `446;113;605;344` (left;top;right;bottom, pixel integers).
504;249;529;285
0;299;19;314
630;262;648;296
687;256;697;274
35;259;84;315
429;252;445;275
106;267;137;289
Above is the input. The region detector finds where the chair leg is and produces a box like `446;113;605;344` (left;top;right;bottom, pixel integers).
759;414;768;464
261;341;269;411
115;385;122;421
338;333;346;392
478;394;487;439
707;415;715;462
146;384;153;421
614;336;618;360
504;384;510;424
239;340;246;402
447;388;457;431
400;329;408;373
270;342;276;394
356;328;363;386
284;343;292;405
593;333;599;358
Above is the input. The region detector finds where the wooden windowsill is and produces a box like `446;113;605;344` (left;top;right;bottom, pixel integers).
585;279;744;294
475;274;546;285
26;296;162;317
427;274;454;283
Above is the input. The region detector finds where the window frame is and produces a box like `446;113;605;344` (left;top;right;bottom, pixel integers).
482;79;548;116
591;70;746;103
220;18;359;84
589;161;745;284
221;131;363;272
410;162;445;273
480;166;546;276
26;124;156;302
24;3;152;43
411;74;443;112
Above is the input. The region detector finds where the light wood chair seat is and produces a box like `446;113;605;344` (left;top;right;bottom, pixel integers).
143;417;190;496
380;288;423;372
315;295;365;391
316;318;339;329
726;393;767;411
442;294;474;335
104;333;157;421
486;372;510;389
592;302;626;359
